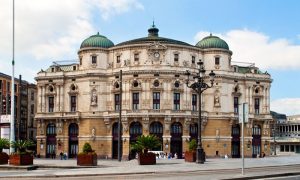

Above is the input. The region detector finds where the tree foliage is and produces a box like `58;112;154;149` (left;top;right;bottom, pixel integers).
0;138;10;152
131;135;161;154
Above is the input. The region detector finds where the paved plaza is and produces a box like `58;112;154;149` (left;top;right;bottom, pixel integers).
1;155;300;179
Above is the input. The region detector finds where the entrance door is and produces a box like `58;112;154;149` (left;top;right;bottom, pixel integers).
112;122;123;159
171;122;182;159
129;122;142;160
150;122;163;151
68;123;78;158
252;125;261;157
46;123;56;158
231;125;240;158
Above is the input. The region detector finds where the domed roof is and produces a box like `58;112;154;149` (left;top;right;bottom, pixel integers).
80;32;114;49
196;34;229;50
116;23;192;47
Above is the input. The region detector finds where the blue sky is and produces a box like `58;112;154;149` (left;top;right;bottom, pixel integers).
0;0;300;115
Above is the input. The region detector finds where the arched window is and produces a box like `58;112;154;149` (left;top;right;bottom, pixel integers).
171;122;182;135
252;125;261;135
130;122;142;135
150;122;163;134
69;123;78;136
47;123;56;135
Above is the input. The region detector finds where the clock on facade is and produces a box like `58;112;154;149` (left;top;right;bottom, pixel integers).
154;52;160;58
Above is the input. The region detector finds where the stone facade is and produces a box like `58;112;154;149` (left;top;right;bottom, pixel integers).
35;25;272;159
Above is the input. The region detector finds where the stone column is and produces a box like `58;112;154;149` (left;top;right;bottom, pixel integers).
42;86;46;112
163;116;172;154
121;117;129;160
183;117;191;152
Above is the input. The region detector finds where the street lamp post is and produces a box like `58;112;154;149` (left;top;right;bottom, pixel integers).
273;128;276;155
185;60;215;164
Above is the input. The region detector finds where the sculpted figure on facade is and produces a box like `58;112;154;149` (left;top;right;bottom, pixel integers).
91;90;97;106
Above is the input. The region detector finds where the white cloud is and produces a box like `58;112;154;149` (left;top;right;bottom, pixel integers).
94;0;144;20
194;29;300;70
0;0;143;82
271;98;300;116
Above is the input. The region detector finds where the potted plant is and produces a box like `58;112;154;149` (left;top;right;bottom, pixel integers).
0;138;10;164
131;135;161;165
9;140;35;165
185;139;197;162
77;142;97;166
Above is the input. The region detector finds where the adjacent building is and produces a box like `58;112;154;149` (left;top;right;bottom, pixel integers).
272;113;300;155
0;72;37;147
35;24;272;159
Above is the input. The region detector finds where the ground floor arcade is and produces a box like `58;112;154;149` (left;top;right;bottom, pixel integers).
36;116;271;159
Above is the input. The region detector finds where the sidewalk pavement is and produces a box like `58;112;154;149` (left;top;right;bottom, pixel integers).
0;155;300;179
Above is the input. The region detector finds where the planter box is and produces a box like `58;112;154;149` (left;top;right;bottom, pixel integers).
77;153;97;166
185;151;196;162
138;152;156;165
9;154;33;166
0;152;9;164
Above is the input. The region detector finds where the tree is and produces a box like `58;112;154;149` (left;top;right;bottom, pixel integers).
131;135;161;154
0;138;10;153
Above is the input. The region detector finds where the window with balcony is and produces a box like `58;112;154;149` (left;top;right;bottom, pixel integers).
173;93;180;110
48;96;54;112
115;94;120;111
132;93;139;110
153;92;160;110
234;97;239;114
192;94;197;111
70;96;77;112
254;98;260;114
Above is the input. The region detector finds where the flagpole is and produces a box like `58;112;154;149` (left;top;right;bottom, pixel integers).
10;0;15;154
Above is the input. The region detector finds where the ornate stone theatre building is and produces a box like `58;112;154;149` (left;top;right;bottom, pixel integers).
35;24;272;159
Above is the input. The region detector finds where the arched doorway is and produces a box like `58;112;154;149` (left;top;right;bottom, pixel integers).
150;122;163;151
252;125;261;158
129;121;142;159
68;123;78;158
190;123;198;142
112;122;123;159
231;124;240;158
46;123;56;158
171;122;183;159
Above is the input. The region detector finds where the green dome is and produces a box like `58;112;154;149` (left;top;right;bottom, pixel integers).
196;34;229;50
80;32;114;49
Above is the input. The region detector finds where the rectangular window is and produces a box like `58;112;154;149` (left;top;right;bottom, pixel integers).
31;92;34;101
134;53;139;61
7;82;10;92
132;93;139;110
192;94;197;111
215;57;220;65
234;97;239;114
117;56;121;63
92;56;97;64
115;94;120;111
174;54;179;62
48;96;54;112
153;92;160;110
173;93;180;110
70;96;76;112
192;56;195;64
254;98;260;114
0;80;2;89
14;84;17;93
31;104;34;114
